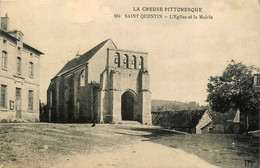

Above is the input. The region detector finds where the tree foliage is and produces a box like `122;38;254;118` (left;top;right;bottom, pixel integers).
206;60;260;114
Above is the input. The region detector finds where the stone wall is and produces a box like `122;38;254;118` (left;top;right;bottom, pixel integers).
48;64;103;123
98;48;152;125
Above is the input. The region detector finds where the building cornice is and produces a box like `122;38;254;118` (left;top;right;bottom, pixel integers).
0;30;44;55
109;48;148;55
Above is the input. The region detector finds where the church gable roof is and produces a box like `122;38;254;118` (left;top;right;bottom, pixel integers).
55;38;116;77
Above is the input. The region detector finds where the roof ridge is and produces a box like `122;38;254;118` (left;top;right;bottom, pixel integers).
80;39;110;57
54;39;114;77
0;30;43;54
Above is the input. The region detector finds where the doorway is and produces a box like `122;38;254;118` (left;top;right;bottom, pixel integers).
121;91;135;120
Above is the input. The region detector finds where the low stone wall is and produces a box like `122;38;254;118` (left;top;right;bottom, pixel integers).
0;111;39;123
0;111;16;120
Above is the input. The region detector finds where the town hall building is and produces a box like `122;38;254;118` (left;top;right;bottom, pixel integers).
47;39;152;124
0;14;44;121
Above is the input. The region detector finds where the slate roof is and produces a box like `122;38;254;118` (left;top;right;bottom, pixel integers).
55;39;115;77
23;42;44;55
0;30;44;55
152;110;207;128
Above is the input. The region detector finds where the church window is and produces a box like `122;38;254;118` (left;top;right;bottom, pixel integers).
123;54;129;68
132;55;136;69
80;70;85;86
2;51;7;70
77;101;80;114
114;52;120;67
49;91;52;108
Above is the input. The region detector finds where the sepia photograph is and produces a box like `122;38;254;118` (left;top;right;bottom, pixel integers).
0;0;259;167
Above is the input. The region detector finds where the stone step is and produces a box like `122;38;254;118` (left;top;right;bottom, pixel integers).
120;120;140;125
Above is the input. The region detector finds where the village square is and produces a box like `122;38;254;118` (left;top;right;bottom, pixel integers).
0;1;259;168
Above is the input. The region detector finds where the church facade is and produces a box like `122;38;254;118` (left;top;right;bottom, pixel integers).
47;39;151;124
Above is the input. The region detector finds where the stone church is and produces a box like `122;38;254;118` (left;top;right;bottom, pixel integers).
47;39;151;124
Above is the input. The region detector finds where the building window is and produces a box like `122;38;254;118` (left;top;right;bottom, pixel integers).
139;56;144;69
16;88;22;108
29;62;33;78
257;77;260;86
2;51;7;70
0;85;7;108
123;54;129;68
114;52;120;67
28;90;33;110
30;53;33;57
18;47;21;52
80;69;85;86
132;55;136;69
3;39;7;45
17;57;22;74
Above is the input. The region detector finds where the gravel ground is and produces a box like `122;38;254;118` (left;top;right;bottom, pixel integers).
0;123;258;168
53;141;218;168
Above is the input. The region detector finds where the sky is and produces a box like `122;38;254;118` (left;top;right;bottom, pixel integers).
1;0;259;105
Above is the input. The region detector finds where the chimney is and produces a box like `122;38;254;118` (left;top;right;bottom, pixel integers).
1;13;9;31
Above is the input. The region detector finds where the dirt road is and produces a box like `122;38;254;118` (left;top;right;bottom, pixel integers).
54;140;217;168
53;126;218;168
1;123;258;168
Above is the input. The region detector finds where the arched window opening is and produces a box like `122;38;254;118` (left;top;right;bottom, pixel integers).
139;56;144;69
3;39;7;45
29;62;33;77
114;52;120;67
132;55;136;69
123;54;129;68
2;51;7;70
66;75;75;122
17;57;22;74
80;69;85;87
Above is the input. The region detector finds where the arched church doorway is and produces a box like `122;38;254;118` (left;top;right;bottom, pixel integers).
121;91;135;120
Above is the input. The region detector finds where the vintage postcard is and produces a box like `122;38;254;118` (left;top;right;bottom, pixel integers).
0;0;259;168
